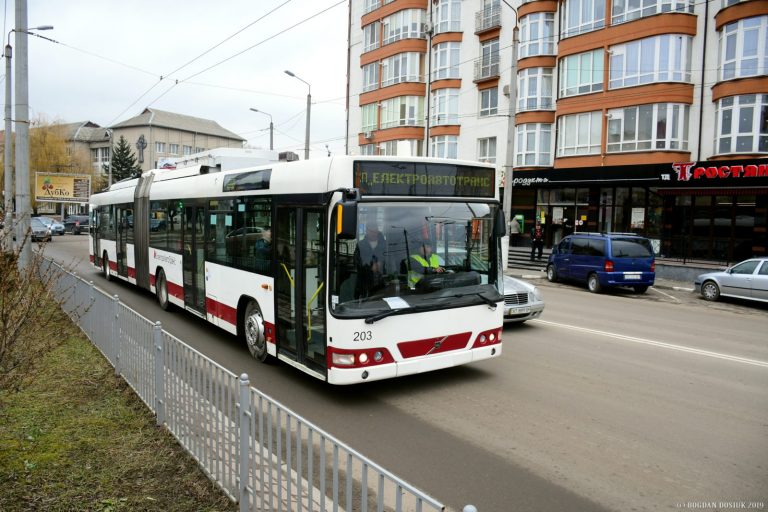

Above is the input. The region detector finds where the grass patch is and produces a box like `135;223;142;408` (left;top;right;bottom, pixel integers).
0;334;236;512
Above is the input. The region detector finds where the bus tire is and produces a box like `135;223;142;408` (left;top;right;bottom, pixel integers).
102;252;111;281
242;300;268;362
156;269;171;311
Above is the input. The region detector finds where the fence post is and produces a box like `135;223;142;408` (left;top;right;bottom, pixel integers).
238;373;251;512
112;295;120;376
88;281;95;341
154;322;165;426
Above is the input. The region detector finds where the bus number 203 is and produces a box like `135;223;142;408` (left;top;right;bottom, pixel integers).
354;331;373;342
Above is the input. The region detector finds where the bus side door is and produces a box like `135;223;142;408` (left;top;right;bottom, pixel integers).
275;205;327;377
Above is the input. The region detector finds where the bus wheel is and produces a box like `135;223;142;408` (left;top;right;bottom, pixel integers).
156;269;171;311
243;301;268;362
102;252;111;281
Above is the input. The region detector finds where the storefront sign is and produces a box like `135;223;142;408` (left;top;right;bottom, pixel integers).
670;162;768;182
34;173;91;203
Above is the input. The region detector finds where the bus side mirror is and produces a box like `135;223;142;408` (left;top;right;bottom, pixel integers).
494;208;507;238
335;201;357;240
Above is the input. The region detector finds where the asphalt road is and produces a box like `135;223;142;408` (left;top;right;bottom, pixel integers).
40;236;768;512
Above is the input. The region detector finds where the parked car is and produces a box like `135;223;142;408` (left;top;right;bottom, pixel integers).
63;214;90;235
546;232;655;293
36;216;66;236
694;258;768;303
30;217;52;242
503;274;545;323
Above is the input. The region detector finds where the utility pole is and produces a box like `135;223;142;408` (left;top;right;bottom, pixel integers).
14;0;31;269
2;43;12;253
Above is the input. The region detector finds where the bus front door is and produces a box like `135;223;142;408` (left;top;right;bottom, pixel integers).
275;206;326;377
116;207;131;278
182;206;206;314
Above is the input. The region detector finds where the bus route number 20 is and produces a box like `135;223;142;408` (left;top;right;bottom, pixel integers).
354;331;373;342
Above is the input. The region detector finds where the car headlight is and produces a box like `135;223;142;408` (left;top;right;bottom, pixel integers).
531;287;541;301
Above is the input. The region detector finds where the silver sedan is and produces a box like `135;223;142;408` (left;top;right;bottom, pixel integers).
503;274;545;323
694;258;768;303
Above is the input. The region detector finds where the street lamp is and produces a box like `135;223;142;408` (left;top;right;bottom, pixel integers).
3;22;53;257
105;128;113;188
249;108;273;150
284;70;311;160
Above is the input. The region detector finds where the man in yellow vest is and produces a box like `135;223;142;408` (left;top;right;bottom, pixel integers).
409;238;445;287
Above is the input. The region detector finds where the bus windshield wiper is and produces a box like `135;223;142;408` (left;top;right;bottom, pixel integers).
364;304;437;324
446;292;500;309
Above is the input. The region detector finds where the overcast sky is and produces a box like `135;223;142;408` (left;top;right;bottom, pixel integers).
7;0;350;159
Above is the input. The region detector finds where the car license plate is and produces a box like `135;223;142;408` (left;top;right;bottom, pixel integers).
624;273;641;280
506;306;530;315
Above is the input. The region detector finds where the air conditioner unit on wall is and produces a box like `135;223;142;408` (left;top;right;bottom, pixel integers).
364;131;373;140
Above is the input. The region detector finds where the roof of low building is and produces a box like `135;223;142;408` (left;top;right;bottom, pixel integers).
111;107;245;141
58;121;109;143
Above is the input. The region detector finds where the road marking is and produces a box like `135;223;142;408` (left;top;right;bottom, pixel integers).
649;286;681;303
532;319;768;368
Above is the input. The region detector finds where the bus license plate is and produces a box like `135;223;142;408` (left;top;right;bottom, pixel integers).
506;306;530;315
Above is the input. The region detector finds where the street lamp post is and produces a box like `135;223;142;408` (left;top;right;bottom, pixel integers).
284;70;311;160
249;108;273;150
6;10;53;263
105;128;113;188
2;41;13;253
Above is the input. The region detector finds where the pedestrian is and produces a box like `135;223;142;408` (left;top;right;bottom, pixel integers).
509;217;521;247
530;221;544;261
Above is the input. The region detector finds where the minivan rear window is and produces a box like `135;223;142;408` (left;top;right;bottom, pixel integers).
612;238;652;258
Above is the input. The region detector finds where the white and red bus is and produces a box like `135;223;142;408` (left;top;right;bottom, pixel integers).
89;156;506;384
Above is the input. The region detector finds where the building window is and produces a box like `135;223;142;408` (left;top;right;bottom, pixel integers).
431;88;459;125
606;103;690;152
381;52;423;87
380;139;423;156
155;142;166;153
557;111;602;156
715;94;768;154
361;103;378;133
519;13;555;58
382;9;426;45
477;137;497;163
560;50;603;97
612;0;693;25
91;148;99;163
433;0;461;34
480;87;499;117
515;123;553;166
719;16;768;81
477;0;501;32
360;144;376;155
100;147;111;161
518;68;554;111
363;21;380;53
609;34;693;89
363;0;380;15
362;62;379;92
380;96;425;128
432;42;461;80
195;147;205;153
477;38;500;79
431;135;458;159
561;0;605;38
183;145;192;155
168;144;179;155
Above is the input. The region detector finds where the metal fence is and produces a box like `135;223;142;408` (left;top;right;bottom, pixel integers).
41;258;447;512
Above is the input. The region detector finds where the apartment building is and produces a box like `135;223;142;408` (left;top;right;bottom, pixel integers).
346;0;768;264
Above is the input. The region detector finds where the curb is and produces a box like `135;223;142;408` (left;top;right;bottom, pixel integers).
505;269;695;293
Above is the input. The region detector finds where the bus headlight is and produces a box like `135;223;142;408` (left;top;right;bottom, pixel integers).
332;353;356;366
358;353;369;364
373;351;383;362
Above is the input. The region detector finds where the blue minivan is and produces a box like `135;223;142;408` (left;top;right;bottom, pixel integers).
546;233;655;293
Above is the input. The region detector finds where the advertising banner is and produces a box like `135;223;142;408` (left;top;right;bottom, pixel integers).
34;173;91;203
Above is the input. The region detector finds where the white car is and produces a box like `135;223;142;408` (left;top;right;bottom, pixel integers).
503;275;545;323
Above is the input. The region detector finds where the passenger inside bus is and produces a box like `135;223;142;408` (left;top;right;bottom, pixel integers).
354;221;387;297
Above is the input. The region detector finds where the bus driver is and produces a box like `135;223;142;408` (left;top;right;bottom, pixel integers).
408;237;445;287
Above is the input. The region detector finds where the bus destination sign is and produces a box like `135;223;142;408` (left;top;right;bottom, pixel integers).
354;162;495;198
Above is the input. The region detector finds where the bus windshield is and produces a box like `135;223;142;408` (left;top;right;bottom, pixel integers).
330;201;502;318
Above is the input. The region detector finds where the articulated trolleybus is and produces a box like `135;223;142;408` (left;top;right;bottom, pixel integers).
89;156;506;384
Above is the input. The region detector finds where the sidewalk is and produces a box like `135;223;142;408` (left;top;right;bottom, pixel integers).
505;267;695;292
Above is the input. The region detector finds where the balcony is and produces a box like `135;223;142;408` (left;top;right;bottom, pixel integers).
475;5;501;33
474;56;500;82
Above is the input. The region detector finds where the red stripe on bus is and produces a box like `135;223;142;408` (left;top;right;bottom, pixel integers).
89;255;94;263
397;332;472;358
109;260;117;271
206;297;238;325
167;280;184;300
127;267;136;279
